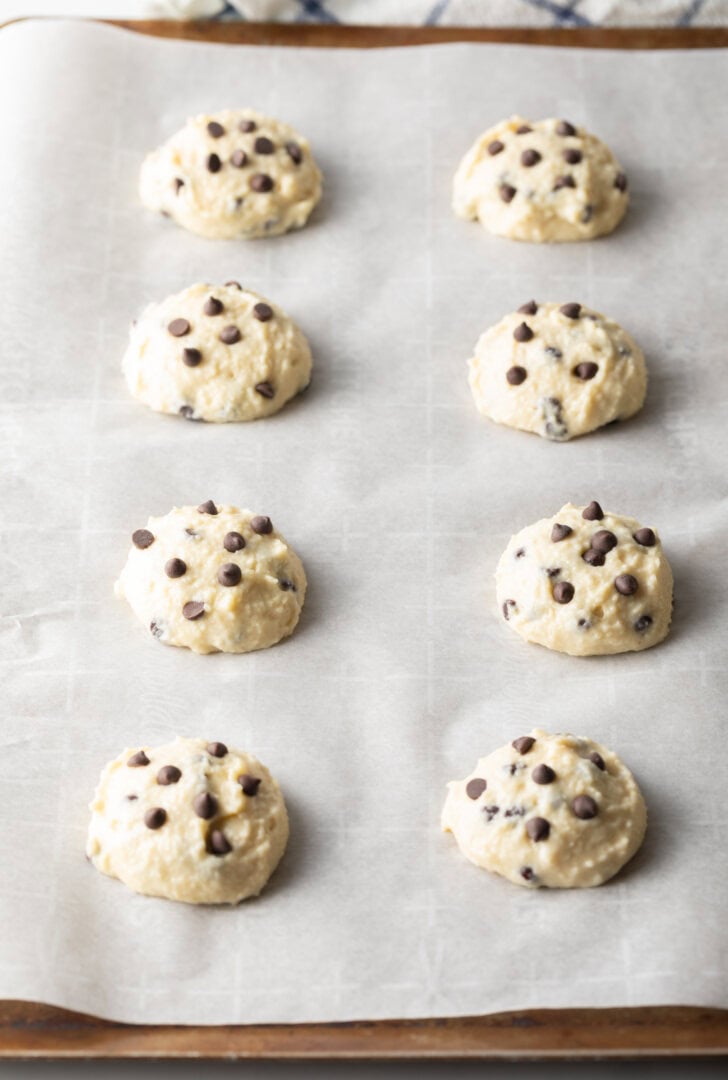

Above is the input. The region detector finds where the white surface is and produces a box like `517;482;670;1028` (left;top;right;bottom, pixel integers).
0;20;727;1027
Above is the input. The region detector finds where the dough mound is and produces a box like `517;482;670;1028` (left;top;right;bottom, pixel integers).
87;737;289;904
453;116;628;242
123;282;312;423
496;502;673;656
116;502;306;654
140;108;322;240
468;301;646;440
442;729;646;889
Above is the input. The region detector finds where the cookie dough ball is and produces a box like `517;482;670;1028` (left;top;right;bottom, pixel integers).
453;116;628;242
123;282;312;423
115;502;306;654
468;301;646;441
496;502;672;656
442;729;646;889
87;738;288;904
140;109;322;240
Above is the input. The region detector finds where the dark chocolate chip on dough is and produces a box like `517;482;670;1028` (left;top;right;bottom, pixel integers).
132;529;154;550
532;764;556;785
466;778;487;800
526;816;550;841
512;736;535;754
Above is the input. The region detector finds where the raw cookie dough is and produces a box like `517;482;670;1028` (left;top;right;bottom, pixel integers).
123;282;312;423
140;108;322;239
453;116;628;242
116;502;306;654
87;737;289;904
442;729;647;889
468;300;646;441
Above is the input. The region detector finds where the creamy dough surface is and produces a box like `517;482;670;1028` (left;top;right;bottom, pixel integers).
87;737;289;904
123;282;312;423
453;116;628;242
140;109;322;239
442;729;647;889
116;502;306;654
468;301;646;441
496;502;673;656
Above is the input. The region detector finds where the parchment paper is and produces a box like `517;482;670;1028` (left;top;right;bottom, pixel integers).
0;20;726;1025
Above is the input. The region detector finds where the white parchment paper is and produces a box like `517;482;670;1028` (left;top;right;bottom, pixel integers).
0;20;726;1025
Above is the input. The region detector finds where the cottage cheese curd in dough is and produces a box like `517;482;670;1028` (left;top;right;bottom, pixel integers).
453;116;628;242
115;502;306;654
468;301;646;440
123;282;312;422
442;730;647;889
140;109;322;239
87;738;289;904
496;502;673;656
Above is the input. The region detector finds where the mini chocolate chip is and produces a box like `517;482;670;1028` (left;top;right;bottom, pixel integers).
563;148;582;164
578;618;591;629
238;774;261;796
487;140;504;155
224;531;246;552
127;750;149;768
634;528;656;547
173;177;184;193
182;601;205;620
483;805;500;822
286;141;303;164
251;515;272;535
554;175;576;190
532;764;556;785
556;120;577;136
581;204;593;223
239;119;256;133
208;830;232;856
144;807;167;830
515;548;526;559
526;817;550;842
520;866;535;881
560;302;581;319
182;347;202;367
206;153;222;173
255;381;275;398
505;806;525;817
502;599;517;620
582;548;605;567
506;365;527;385
466;778;487;800
518;300;538;315
150;620;163;638
513;322;534;343
157;765;181;785
551;523;573;543
204;296;223;316
193;792;218;819
219;325;241;344
126;794;138;801
207;121;225;138
615;172;628;192
179;405;198;420
591;530;617;554
253;302;274;322
553;580;575;604
544;346;563;359
231;149;248;168
198;500;218;515
218;563;242;587
205;742;227;759
512;736;535;755
254;136;275;154
279;578;296;591
515;124;532;134
165;558;187;579
615;573;639;596
225;280;243;290
521;149;541;167
132;529;154;550
572;795;598;820
582;501;604;521
589;751;606;771
499;183;516;203
574;362;599;380
250;173;274;192
634;614;653;632
168;318;191;337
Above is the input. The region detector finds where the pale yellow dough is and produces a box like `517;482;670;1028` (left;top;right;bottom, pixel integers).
453;116;628;242
115;503;306;654
468;301;646;440
443;730;646;889
123;282;312;423
87;738;289;904
496;503;673;656
140;108;322;239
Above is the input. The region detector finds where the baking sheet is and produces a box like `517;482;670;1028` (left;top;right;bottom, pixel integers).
0;19;726;1026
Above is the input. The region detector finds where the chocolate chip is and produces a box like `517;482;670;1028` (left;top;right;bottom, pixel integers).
615;172;628;192
219;325;241;344
572;795;598;820
581;204;593;224
239;119;256;133
483;805;500;822
582;548;605;567
182;347;202;367
506;365;527;385
553;581;574;604
521;149;541;167
279;578;296;591
126;795;138;801
173;177;184;193
505;806;525;817
223;532;246;553
559;302;581;319
502;598;517;620
520;867;535;882
513;322;534;343
203;297;223;317
532;764;556;785
515;548;526;559
127;750;149;767
198;500;218;515
515;124;532;134
253;302;273;322
150;620;163;638
225;281;243;290
544;346;563;359
634;528;656;547
465;778;487;800
591;530;617;553
250;173;273;192
634;614;653;632
615;573;639;596
255;381;275;398
589;751;606;771
157;765;181;785
132;529;154;550
551;523;573;543
286;141;303;164
182;601;205;620
499;183;516;203
231;149;248;168
238;774;261;796
578;618;591;629
556;120;577;136
563;148;582;164
193;792;218;819
526;817;550;842
512;736;535;754
582;501;603;521
518;300;538;315
165;558;187;579
206;153;222;173
573;362;599;380
218;562;242;587
254;136;275;154
207;121;225;138
179;405;198;421
144;807;167;830
168;318;191;337
204;743;226;760
487;140;504;155
208;830;232;856
554;175;576;190
251;515;272;535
